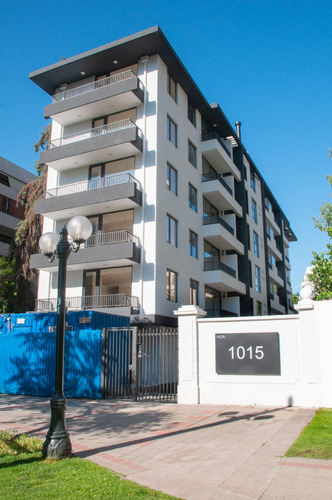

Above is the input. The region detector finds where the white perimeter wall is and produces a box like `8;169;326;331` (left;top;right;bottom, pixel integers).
175;300;332;408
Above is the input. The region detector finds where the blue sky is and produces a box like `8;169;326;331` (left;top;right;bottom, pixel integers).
0;0;331;292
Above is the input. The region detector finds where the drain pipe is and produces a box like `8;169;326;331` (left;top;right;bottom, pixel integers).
138;56;149;315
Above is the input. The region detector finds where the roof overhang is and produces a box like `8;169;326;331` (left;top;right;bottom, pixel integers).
29;26;235;139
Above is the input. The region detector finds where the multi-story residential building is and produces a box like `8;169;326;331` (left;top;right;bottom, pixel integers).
0;157;36;257
29;26;296;325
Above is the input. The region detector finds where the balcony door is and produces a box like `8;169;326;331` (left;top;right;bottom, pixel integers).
87;210;134;246
83;267;132;308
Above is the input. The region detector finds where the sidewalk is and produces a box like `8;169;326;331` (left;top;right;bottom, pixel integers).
1;395;332;499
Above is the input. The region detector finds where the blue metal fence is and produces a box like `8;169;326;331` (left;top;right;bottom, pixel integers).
0;329;103;398
0;311;130;399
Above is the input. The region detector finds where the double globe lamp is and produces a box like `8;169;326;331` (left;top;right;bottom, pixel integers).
39;215;93;459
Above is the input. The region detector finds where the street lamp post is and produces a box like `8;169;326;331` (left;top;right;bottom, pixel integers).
39;216;92;460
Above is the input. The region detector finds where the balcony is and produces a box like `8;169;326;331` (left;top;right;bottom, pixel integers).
203;216;244;255
268;266;284;287
34;173;142;220
201;132;241;181
270;294;286;314
0;211;21;233
40;119;143;171
203;261;246;295
202;173;242;217
265;209;281;236
45;70;144;126
35;293;139;316
266;235;283;261
30;230;140;272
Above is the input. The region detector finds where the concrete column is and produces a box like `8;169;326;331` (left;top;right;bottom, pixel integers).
174;305;206;404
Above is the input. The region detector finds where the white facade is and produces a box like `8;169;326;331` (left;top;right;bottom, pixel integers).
30;27;296;324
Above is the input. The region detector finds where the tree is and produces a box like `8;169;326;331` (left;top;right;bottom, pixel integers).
308;154;332;300
0;257;19;313
308;246;332;300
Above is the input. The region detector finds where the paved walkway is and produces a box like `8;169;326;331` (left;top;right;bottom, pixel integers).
1;395;332;499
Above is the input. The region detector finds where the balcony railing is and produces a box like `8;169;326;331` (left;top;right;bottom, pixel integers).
203;215;235;236
204;260;236;278
205;308;237;318
45;172;140;198
201;131;232;158
48;119;141;149
85;230;139;248
202;172;233;195
52;70;140;102
35;294;139;312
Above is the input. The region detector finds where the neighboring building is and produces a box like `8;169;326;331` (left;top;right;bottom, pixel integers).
0;157;36;257
29;26;296;325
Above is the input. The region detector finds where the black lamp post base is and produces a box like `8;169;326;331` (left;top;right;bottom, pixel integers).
43;392;72;460
43;435;72;460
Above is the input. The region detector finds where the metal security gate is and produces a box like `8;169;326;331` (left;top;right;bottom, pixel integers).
102;327;133;398
134;327;178;402
102;326;178;402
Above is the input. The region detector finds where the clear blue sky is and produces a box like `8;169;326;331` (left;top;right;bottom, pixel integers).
0;0;331;293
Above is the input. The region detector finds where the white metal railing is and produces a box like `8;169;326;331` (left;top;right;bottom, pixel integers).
45;172;141;198
35;294;139;311
48;118;140;149
85;230;139;247
52;70;137;102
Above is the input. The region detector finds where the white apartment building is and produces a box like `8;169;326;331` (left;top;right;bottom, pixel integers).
0;157;36;257
30;27;296;325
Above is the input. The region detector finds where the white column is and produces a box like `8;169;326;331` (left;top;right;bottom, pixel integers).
174;305;206;404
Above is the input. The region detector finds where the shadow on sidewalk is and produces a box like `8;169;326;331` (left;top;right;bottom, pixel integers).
74;406;286;459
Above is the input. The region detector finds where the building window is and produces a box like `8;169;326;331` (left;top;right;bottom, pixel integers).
188;99;196;127
188;183;198;212
255;265;261;293
265;198;272;211
188;140;197;167
250;169;256;192
253;231;259;257
167;163;177;195
256;301;262;315
252;199;257;224
268;253;276;267
205;286;221;317
267;225;274;239
2;197;10;214
166;269;177;302
166;214;177;246
0;172;10;187
189;230;198;258
167;116;177;147
204;240;220;265
190;279;199;305
167;74;177;102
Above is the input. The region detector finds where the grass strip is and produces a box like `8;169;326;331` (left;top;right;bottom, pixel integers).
0;431;179;499
285;408;332;460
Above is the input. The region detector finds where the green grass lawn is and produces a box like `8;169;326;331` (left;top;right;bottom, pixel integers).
285;408;332;460
0;431;180;499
